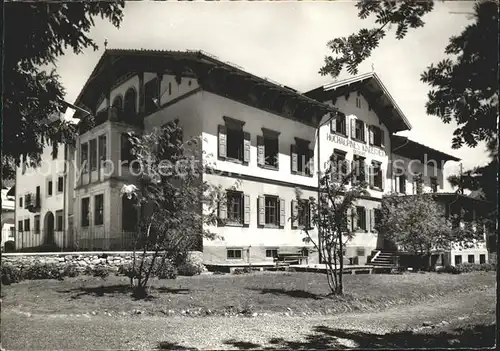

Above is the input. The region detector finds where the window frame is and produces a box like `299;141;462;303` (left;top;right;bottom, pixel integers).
227;249;243;260
144;77;160;115
372;161;383;189
98;134;107;165
355;206;367;232
330;114;347;136
57;176;64;193
263;134;279;169
372;126;383;147
81;197;90;227
265;249;278;259
298;199;311;229
331;149;347;183
56;210;63;231
264;195;280;227
81;142;89;173
24;218;30;232
353;155;366;184
47;179;53;196
226;126;244;162
94;194;104;226
18;220;23;232
430;177;438;193
296;141;312;176
354;119;365;142
226;191;244;226
89;138;98;171
34;215;40;234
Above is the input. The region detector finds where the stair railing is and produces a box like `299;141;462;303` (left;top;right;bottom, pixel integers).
370;250;381;263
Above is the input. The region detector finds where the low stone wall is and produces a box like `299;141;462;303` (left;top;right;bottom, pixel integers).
1;251;204;272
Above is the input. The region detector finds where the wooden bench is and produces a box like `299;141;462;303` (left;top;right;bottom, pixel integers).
275;251;309;265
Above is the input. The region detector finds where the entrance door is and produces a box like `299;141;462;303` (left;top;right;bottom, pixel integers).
44;212;55;245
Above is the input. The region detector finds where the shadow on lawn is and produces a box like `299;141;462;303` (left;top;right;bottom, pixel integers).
248;288;323;300
58;284;190;300
219;323;496;349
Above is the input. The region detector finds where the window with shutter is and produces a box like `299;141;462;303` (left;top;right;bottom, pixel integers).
331;150;347;183
292;138;312;177
81;142;89;173
352;155;365;184
264;195;279;227
226;191;243;225
372;126;383;147
260;128;280;169
372;161;383;189
331;115;347;136
356;206;367;232
221;117;246;163
354;120;366;142
298;199;311;229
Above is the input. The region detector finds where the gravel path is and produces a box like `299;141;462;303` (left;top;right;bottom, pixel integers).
1;288;495;350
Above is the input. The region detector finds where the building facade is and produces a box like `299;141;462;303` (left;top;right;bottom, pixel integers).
1;187;15;249
13;50;489;267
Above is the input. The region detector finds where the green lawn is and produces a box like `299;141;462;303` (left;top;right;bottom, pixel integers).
1;271;495;317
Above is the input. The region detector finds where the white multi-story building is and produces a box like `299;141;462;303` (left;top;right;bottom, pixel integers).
13;50;490;267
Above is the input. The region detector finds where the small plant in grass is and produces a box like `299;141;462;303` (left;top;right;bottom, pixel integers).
1;264;23;285
23;262;63;280
84;265;110;279
177;256;205;276
63;264;80;278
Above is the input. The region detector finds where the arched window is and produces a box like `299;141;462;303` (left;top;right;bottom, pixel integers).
112;95;123;121
123;88;137;120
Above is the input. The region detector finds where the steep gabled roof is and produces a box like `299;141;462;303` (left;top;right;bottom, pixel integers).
305;72;412;133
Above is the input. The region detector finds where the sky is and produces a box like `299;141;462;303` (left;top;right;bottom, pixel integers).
55;1;488;187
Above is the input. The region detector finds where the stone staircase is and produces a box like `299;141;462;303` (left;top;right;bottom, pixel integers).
368;250;398;271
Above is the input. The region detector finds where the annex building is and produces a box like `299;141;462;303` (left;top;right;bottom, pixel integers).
12;50;491;267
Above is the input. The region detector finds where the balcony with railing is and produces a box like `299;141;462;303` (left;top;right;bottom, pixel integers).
79;107;143;134
25;193;41;213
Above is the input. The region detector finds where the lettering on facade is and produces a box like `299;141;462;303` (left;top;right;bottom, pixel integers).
326;133;386;157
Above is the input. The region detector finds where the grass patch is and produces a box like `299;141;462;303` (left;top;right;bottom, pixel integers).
1;271;495;316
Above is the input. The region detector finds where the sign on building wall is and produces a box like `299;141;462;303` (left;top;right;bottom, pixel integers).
326;133;386;157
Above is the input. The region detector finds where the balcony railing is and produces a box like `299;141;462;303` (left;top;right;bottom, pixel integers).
25;193;40;213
